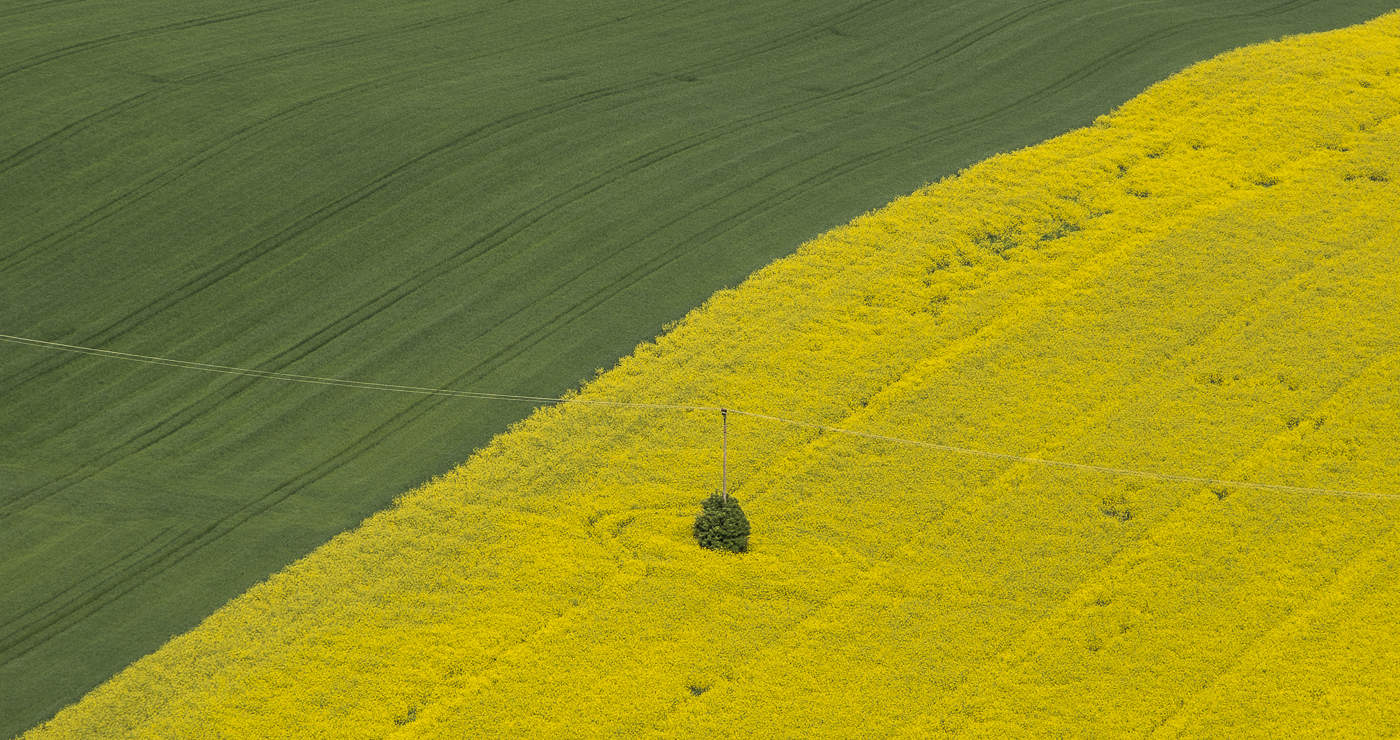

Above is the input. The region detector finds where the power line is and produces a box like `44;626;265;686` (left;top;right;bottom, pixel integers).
0;333;716;412
729;410;1399;502
3;332;1395;503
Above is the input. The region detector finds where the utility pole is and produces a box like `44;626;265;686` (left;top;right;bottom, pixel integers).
721;408;728;502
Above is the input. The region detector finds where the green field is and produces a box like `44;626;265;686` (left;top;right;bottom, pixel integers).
1;0;1395;734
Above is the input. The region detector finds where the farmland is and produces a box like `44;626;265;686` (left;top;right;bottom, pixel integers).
7;1;1395;733
26;11;1400;737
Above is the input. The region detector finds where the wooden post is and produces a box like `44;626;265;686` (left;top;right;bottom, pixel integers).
721;408;728;502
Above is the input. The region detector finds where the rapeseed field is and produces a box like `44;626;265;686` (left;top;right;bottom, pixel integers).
30;12;1400;737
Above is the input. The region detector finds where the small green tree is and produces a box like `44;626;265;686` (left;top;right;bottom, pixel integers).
693;493;750;553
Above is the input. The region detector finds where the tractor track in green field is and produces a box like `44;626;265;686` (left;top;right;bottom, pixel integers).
0;3;299;81
0;0;675;238
0;0;693;178
0;0;84;21
0;526;184;665
0;90;158;176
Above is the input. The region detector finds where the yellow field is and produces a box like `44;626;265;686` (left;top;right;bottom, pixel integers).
31;12;1400;738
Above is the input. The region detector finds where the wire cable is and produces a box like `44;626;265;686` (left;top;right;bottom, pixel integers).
0;334;718;412
727;409;1398;502
3;332;1395;502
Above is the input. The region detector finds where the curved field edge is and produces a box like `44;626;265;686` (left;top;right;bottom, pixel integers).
30;11;1400;738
